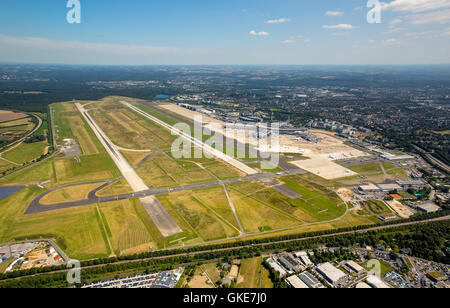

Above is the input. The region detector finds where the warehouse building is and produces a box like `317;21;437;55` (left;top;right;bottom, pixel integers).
316;262;347;286
345;261;366;275
298;272;325;289
286;275;309;288
416;202;441;213
366;275;390;288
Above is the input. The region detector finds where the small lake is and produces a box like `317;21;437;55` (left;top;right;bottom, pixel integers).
155;94;171;99
0;186;24;200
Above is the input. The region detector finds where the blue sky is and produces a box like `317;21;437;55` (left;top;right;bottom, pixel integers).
0;0;449;65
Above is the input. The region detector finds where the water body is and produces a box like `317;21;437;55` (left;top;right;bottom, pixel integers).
0;186;24;200
155;94;171;99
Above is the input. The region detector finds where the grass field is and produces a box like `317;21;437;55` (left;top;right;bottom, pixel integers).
40;183;104;205
201;263;222;286
0;186;109;260
363;200;393;216
228;186;300;234
98;199;157;256
53;102;104;155
95;178;133;197
137;151;214;187
121;151;151;167
0;159;54;185
3;142;47;165
89;102;176;150
54;154;120;185
348;163;382;174
158;189;239;244
251;176;346;222
236;257;273;288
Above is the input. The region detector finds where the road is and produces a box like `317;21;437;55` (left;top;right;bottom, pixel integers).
122;101;258;176
1;215;448;283
413;145;450;173
0;113;43;156
75;103;182;238
26;171;298;214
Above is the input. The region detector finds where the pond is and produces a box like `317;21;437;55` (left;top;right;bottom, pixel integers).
155;94;171;99
0;186;24;201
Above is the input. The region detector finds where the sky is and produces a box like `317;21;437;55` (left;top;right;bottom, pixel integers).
0;0;449;65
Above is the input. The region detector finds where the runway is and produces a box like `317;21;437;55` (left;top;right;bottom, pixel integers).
122;101;259;176
75;103;182;238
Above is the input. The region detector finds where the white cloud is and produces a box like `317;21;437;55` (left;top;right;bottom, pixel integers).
381;0;450;13
326;11;344;16
265;18;291;24
249;30;269;36
368;39;377;43
282;39;295;44
323;24;357;29
407;9;450;24
0;33;184;55
390;18;403;24
384;38;400;44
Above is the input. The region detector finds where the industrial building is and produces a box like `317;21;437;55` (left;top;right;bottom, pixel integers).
396;180;426;190
378;183;403;192
286;275;309;289
358;183;381;194
416;202;441;213
366;275;390;288
316;262;347;286
298;272;325;289
267;257;287;277
345;261;366;275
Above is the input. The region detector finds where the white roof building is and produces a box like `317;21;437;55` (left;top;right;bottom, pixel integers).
346;260;365;274
366;275;390;288
317;262;347;285
287;275;309;289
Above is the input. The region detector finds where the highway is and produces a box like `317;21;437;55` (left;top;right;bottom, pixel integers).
122;101;259;176
1;215;448;284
